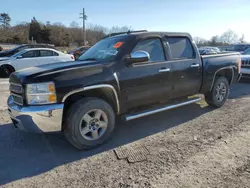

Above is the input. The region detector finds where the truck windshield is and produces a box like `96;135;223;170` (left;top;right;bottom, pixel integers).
79;35;127;62
242;47;250;55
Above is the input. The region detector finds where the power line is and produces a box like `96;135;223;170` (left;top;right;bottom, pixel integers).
79;8;87;46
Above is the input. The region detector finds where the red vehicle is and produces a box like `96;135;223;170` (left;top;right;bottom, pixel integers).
68;46;90;59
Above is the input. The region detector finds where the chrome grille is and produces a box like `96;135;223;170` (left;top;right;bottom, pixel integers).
242;59;250;68
9;83;23;94
11;93;23;106
9;83;23;106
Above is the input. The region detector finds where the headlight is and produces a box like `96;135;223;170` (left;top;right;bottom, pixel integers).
26;82;57;105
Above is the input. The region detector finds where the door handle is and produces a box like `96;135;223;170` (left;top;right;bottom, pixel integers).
159;68;170;73
191;64;200;68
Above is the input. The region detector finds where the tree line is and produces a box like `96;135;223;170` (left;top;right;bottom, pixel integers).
0;13;247;47
194;30;246;47
0;13;130;46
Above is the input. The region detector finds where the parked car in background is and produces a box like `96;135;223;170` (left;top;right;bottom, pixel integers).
198;48;217;55
7;30;241;149
0;48;74;77
68;46;91;60
0;44;55;57
200;46;220;53
240;47;250;78
231;44;250;53
218;46;233;52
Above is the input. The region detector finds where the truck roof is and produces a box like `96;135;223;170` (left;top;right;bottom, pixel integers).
106;30;193;40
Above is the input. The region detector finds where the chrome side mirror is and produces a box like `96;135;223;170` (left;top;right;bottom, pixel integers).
125;50;150;65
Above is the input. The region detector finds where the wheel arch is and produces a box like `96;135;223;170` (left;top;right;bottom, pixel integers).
62;85;120;128
210;66;235;91
0;64;15;72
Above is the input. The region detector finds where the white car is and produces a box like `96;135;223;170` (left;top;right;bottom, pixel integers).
0;48;75;77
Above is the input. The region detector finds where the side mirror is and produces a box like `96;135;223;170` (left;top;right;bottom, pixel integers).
16;56;22;59
125;50;150;65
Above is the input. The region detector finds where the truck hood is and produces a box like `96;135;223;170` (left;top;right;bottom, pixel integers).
10;60;112;83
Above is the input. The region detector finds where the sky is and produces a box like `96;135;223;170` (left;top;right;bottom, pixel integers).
1;0;250;41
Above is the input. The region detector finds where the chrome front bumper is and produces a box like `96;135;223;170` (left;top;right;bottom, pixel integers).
241;68;250;75
7;96;64;133
241;68;250;78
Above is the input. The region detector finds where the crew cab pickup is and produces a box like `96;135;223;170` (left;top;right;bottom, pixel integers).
7;31;242;149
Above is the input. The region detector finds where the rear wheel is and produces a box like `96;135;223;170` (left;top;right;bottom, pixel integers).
205;77;229;108
64;98;115;149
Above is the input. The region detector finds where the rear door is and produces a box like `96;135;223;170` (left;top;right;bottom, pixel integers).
119;37;173;110
38;50;57;65
165;36;202;97
13;50;40;71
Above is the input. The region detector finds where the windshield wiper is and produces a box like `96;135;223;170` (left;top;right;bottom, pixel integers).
79;58;97;61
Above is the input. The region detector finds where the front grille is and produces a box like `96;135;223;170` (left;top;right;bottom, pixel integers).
9;83;24;106
242;59;250;68
11;93;23;106
9;83;23;94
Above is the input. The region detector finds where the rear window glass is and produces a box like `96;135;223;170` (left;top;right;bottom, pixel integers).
167;37;195;59
53;51;59;56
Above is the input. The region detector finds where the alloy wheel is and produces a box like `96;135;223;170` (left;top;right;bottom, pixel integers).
79;109;108;141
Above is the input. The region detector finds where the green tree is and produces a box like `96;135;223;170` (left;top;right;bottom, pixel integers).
0;13;11;28
29;17;42;43
40;25;51;43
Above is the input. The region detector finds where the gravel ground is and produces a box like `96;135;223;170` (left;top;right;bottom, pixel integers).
0;80;250;188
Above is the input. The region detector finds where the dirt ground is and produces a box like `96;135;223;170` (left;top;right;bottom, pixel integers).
0;80;250;188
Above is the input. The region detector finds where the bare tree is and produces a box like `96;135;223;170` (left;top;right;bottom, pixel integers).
219;30;239;44
193;37;208;46
70;21;80;28
107;26;132;34
239;34;246;44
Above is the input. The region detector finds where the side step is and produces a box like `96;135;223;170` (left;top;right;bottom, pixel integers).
124;97;201;121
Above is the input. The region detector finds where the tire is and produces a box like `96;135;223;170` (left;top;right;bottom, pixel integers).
63;98;115;149
205;77;229;108
0;66;14;78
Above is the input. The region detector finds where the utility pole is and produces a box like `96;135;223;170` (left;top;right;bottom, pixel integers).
79;8;87;46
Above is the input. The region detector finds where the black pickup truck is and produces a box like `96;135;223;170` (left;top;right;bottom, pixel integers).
7;31;242;149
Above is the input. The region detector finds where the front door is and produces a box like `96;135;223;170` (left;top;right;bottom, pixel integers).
14;50;40;71
165;36;202;97
119;37;173;111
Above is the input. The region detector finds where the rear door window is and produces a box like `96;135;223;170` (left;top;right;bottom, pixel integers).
40;50;54;57
53;51;59;56
166;37;195;59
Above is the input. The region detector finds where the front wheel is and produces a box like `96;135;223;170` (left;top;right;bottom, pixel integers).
0;66;14;78
205;77;229;108
64;98;115;149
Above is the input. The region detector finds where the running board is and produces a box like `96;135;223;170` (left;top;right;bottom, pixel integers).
124;97;201;121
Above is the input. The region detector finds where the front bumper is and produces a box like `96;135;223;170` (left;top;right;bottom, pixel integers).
241;68;250;78
7;96;64;133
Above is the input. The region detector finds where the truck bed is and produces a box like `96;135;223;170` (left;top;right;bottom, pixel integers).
200;52;241;93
